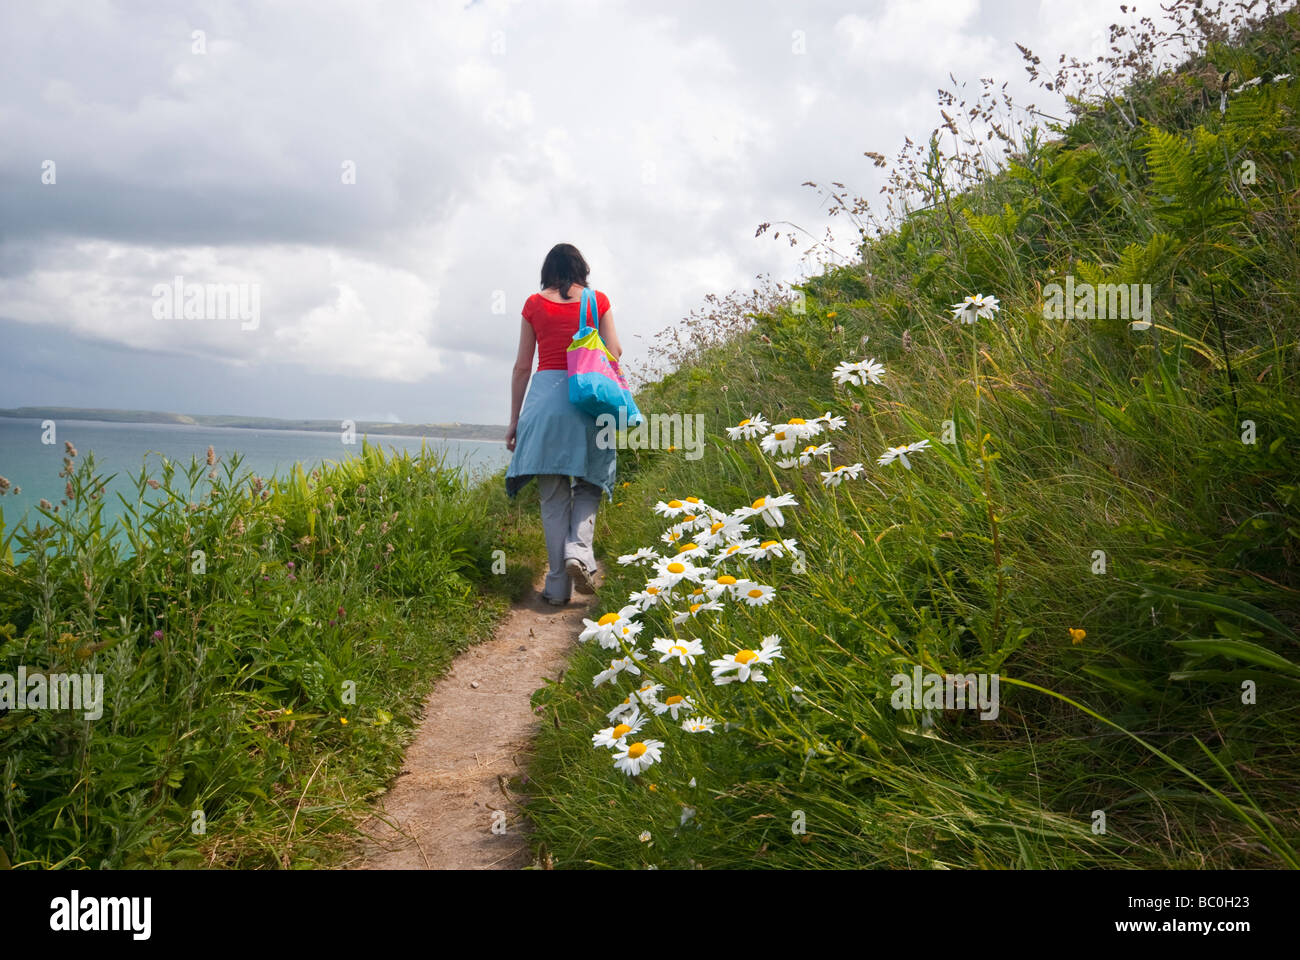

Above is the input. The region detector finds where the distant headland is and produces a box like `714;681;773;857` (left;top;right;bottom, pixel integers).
0;406;508;442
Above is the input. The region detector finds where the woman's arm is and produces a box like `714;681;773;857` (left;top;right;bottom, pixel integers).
598;306;623;359
506;317;536;451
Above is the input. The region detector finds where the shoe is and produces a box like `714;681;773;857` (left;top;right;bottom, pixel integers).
541;591;568;606
566;558;599;594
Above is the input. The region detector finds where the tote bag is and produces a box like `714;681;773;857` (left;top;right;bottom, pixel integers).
567;287;644;427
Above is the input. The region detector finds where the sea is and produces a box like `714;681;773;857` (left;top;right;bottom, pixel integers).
0;417;512;547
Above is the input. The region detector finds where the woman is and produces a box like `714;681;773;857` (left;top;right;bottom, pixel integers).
505;243;623;605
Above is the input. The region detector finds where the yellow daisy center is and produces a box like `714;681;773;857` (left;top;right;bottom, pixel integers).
598;613;619;626
612;724;632;738
710;521;725;534
683;514;697;523
669;645;687;655
667;562;686;574
667;499;682;508
627;742;647;758
751;497;767;510
647;586;659;595
738;419;751;427
773;432;786;441
747;589;764;599
759;540;779;550
665;695;683;705
679;542;698;552
717;575;737;585
685;497;701;504
689;602;703;613
735;649;758;664
788;418;806;425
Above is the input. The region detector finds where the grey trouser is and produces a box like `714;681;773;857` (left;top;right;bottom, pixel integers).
538;475;601;601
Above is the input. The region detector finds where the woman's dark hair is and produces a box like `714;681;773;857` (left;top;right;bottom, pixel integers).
540;243;590;300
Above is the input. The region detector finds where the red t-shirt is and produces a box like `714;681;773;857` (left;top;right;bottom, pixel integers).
524;288;610;372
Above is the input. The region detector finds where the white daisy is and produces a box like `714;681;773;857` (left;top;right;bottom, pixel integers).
671;599;725;625
578;605;642;649
654;498;693;518
877;439;931;469
736;493;799;528
814;411;848;431
777;443;833;469
652;636;706;666
652;694;696;720
632;681;664;708
725;414;770;440
759;427;799;457
820;462;866;487
950;293;1000;324
592;650;648;687
710;635;785;685
681;717;718;734
832;358;886;386
591;710;648;749
606;696;640;722
746;538;798;561
712;538;760;565
734;582;776;607
629;584;668;610
613;739;664;776
651;557;709;589
618;547;661;566
702;574;741;600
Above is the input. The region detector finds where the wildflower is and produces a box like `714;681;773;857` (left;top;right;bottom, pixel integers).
607;696;640;722
832;358;886;386
152;630;164;641
652;636;706;666
340;717;348;725
632;681;665;708
592;650;649;687
592;710;648;749
712;538;760;566
746;538;798;561
629;584;668;610
697;515;749;549
653;694;696;720
758;428;799;457
702;573;739;600
736;493;799;528
639;831;653;843
618;547;660;566
950;293;1000;324
579;606;642;648
877;439;931;469
651;557;708;589
820;463;866;487
147;478;161;490
675;541;708;561
39;498;52;510
711;635;785;685
671;599;724;625
206;445;216;466
725;414;770;440
777;442;834;469
613;739;664;776
1069;628;1086;645
654;499;693;518
682;717;718;734
735;582;776;607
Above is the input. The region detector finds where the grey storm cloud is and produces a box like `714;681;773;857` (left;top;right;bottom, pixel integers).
0;0;1144;423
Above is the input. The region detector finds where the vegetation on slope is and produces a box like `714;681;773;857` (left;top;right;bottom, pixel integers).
524;0;1300;869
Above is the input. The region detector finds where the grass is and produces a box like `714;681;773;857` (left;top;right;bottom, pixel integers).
522;0;1300;869
0;442;544;868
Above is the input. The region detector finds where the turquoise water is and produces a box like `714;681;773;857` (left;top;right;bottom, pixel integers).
0;418;511;545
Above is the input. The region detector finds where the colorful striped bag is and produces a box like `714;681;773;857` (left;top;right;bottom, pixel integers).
567;287;644;427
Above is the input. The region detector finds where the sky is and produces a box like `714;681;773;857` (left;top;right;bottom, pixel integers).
0;0;1157;425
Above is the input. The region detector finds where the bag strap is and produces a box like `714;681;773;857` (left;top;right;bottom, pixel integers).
578;286;597;336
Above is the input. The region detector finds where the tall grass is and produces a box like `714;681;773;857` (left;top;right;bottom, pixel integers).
0;442;541;868
524;0;1300;869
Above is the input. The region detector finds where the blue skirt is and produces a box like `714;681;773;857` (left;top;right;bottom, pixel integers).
506;370;616;500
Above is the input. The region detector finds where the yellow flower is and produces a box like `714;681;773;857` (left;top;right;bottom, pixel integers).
827;311;838;318
340;717;349;725
1069;628;1086;645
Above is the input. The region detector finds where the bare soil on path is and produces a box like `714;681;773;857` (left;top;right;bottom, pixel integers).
349;583;591;870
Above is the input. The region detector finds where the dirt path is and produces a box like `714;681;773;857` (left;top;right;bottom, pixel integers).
350;583;591;870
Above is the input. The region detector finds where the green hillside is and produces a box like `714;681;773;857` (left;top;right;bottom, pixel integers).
523;1;1300;868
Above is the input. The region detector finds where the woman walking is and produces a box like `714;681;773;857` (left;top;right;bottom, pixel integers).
505;243;622;605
